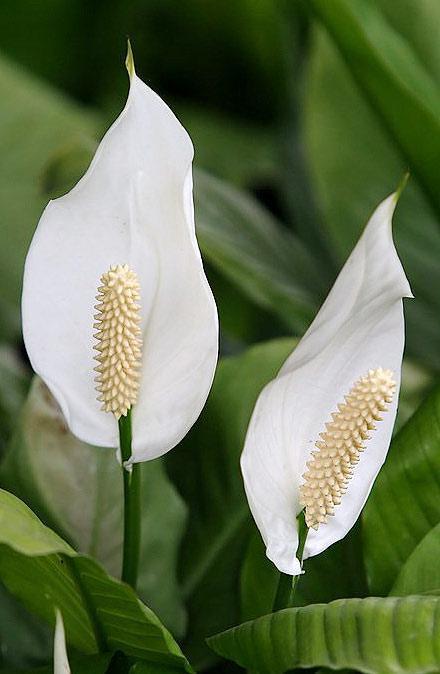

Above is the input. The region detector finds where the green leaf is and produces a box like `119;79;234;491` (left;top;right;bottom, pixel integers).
391;522;440;597
363;384;440;595
208;595;440;674
0;377;187;637
307;0;440;217
0;488;73;556
195;170;323;335
167;338;296;669
0;489;191;670
4;652;114;674
303;10;440;370
0;582;51;670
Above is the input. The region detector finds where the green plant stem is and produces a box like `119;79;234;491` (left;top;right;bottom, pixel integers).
118;409;141;590
272;510;308;612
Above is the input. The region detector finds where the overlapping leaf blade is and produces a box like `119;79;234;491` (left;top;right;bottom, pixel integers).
303;15;440;370
307;0;440;217
363;384;440;595
391;522;440;597
208;596;440;674
0;489;191;671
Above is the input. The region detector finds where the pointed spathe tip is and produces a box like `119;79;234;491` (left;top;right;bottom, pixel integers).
394;171;410;203
125;38;135;79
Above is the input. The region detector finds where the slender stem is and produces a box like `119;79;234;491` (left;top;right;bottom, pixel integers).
118;409;141;590
272;510;309;612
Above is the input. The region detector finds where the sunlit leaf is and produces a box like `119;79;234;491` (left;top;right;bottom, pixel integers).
0;489;191;670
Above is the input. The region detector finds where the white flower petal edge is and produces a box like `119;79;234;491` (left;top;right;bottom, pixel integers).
22;57;218;462
241;192;412;574
54;609;70;674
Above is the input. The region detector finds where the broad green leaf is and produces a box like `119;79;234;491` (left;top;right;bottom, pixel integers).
0;377;187;637
391;522;440;597
0;488;72;556
0;582;51;670
303;15;440;370
195;169;323;335
167;338;296;668
0;489;191;670
208;595;440;674
363;384;440;595
307;0;440;216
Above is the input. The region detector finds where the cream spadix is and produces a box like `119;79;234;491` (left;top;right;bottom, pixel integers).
93;263;142;419
22;51;218;463
241;192;412;575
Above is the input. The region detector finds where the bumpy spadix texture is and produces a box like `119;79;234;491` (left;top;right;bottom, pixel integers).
94;264;142;418
22;52;218;463
241;192;412;575
300;368;396;529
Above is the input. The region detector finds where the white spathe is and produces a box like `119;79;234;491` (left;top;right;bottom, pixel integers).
241;192;412;575
54;610;70;674
22;54;218;463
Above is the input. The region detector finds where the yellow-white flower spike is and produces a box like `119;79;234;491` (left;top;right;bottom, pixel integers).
300;368;396;530
93;264;142;419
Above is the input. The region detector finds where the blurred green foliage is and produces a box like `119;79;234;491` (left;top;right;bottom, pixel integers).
0;1;439;672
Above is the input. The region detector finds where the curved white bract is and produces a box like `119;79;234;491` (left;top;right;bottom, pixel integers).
22;54;218;463
241;193;412;574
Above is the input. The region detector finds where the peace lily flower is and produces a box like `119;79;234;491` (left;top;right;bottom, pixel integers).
22;49;218;464
54;610;70;674
241;191;412;575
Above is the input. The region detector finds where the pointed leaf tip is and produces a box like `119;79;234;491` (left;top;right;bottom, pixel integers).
125;39;135;79
394;172;410;203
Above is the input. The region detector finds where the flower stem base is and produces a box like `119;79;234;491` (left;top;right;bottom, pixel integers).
272;510;308;612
